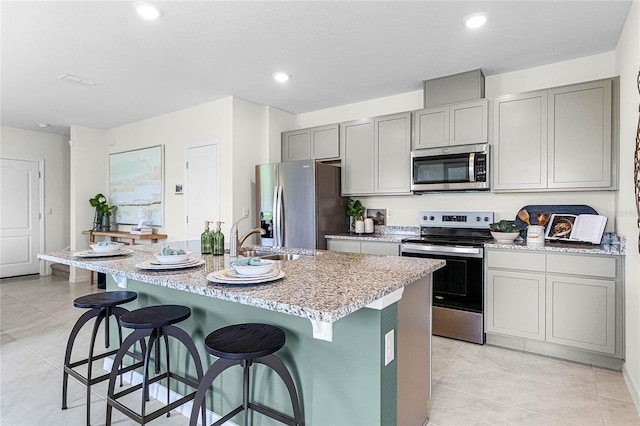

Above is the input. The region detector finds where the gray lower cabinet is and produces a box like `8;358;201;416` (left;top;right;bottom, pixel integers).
282;124;339;162
493;78;615;192
327;239;400;256
412;99;488;150
485;249;622;359
341;112;411;196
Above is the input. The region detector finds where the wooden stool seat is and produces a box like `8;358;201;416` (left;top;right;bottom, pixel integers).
73;291;137;309
118;305;191;329
204;323;285;360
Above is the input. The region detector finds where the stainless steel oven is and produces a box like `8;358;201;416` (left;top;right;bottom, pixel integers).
411;143;489;192
401;211;494;344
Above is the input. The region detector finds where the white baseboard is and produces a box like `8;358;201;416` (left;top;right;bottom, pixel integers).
623;363;640;416
103;358;236;426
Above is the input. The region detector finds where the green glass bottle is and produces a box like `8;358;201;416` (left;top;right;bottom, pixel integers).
213;221;225;256
201;221;213;255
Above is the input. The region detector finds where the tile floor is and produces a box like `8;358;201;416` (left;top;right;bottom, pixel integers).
428;335;640;425
1;274;639;425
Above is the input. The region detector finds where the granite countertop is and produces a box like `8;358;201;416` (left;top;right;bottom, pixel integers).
485;234;626;256
38;242;444;324
325;225;419;243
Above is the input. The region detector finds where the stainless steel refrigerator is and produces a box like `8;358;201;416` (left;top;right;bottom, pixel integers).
255;160;347;250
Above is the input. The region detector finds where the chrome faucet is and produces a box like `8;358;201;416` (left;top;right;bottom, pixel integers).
229;214;265;257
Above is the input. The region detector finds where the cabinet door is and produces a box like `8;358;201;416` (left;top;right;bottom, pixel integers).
375;112;411;194
548;80;612;189
412;107;449;149
312;124;340;160
493;91;547;191
450;99;488;145
546;274;615;354
486;269;545;341
360;241;399;256
282;129;311;162
327;239;361;253
341;119;375;195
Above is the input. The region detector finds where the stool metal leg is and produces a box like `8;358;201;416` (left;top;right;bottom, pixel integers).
253;355;303;426
188;358;241;426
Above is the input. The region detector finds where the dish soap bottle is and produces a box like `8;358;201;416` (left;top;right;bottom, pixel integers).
212;221;225;256
201;221;213;255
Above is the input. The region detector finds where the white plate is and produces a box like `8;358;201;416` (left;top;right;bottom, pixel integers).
74;248;134;258
149;258;201;266
90;243;124;252
135;259;205;270
207;269;285;285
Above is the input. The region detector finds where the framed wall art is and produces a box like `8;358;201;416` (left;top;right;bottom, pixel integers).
109;145;164;226
366;209;387;226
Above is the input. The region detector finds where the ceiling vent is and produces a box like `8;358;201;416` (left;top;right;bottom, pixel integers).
58;74;96;87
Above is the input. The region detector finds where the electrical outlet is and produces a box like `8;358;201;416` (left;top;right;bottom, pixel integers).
385;329;395;366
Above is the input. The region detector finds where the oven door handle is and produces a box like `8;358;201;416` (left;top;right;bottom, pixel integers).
401;243;484;258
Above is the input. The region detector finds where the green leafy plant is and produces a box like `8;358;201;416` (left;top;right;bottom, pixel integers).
346;198;365;221
89;193;116;230
489;220;519;233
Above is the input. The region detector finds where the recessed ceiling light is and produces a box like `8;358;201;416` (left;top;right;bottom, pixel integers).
465;13;487;29
134;2;162;20
273;72;290;83
58;74;96;87
37;123;49;128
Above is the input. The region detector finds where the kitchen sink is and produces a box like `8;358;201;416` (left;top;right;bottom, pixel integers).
240;250;305;261
260;253;302;261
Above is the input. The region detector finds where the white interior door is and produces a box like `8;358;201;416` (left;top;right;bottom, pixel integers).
0;158;41;277
186;144;219;241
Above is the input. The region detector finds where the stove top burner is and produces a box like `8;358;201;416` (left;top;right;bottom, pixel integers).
404;210;496;248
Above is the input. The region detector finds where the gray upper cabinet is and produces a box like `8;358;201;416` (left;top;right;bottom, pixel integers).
413;99;488;150
282;124;340;162
375;112;411;194
341;113;411;196
493;79;615;192
493;91;548;190
341;118;375;195
282;129;311;162
311;124;340;160
548;81;612;189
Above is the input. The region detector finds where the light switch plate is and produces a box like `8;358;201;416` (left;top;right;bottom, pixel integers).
385;329;395;366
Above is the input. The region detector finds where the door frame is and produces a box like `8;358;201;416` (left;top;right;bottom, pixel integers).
0;157;46;276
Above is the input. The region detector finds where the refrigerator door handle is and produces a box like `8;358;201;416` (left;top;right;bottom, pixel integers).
272;185;280;247
276;185;284;246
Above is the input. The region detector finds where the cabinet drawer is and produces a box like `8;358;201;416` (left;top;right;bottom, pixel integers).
547;254;616;278
486;250;545;272
360;241;399;256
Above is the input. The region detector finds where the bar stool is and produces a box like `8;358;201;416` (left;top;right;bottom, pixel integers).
189;323;303;426
106;304;206;426
62;290;138;426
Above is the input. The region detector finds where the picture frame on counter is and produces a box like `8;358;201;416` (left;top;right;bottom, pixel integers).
366;209;387;226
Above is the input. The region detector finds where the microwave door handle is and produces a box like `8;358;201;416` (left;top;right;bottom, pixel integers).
469;152;476;182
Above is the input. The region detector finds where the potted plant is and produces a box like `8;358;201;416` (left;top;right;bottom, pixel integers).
346;198;365;233
489;220;520;243
89;193;116;231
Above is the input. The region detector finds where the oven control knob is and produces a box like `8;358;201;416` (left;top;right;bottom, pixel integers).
429;216;435;221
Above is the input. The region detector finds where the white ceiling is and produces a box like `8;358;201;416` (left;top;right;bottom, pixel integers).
1;1;633;136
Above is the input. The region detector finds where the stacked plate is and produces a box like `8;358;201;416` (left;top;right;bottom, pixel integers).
207;265;285;285
74;248;133;258
135;258;205;270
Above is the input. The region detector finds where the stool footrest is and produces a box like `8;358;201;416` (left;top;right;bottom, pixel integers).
66;347;120;370
107;390;198;425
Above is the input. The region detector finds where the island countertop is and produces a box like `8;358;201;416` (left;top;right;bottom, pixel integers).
38;243;444;325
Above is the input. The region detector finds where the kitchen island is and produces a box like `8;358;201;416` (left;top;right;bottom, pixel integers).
39;242;444;426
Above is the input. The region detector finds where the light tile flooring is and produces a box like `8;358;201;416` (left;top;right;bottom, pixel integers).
428;335;640;425
1;274;639;425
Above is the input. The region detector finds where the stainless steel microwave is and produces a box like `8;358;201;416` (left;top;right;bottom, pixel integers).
411;143;489;192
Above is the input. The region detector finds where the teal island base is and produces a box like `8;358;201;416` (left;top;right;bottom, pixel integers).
106;275;431;426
